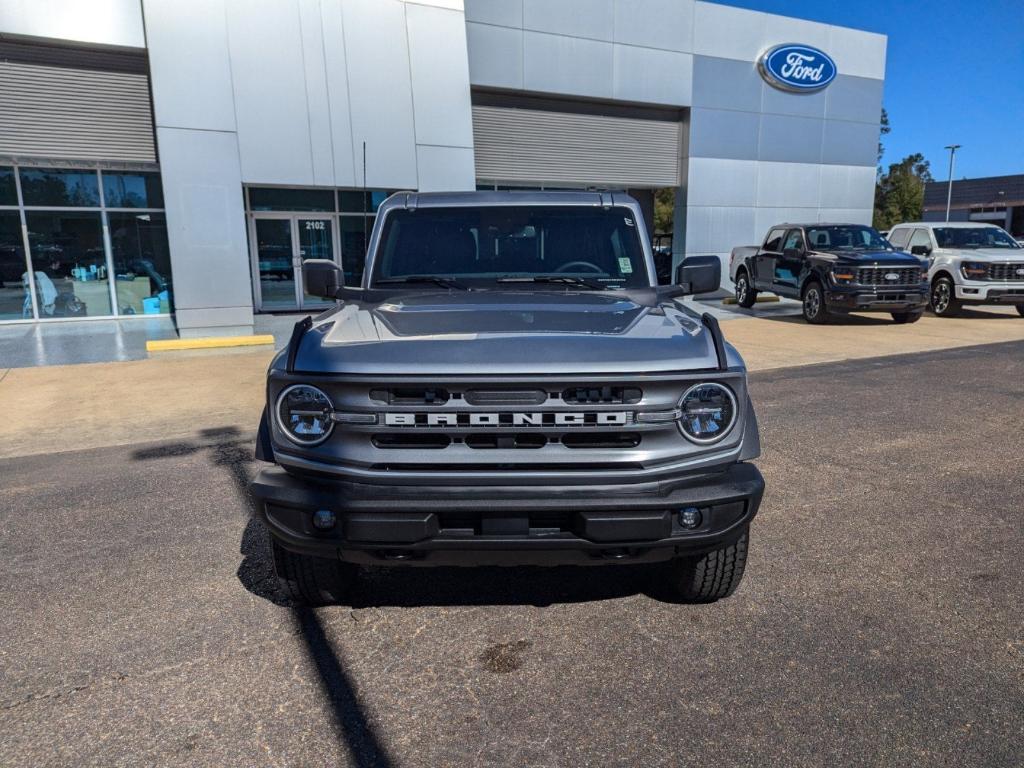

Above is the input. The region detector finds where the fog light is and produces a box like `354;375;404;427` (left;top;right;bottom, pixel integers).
312;509;337;531
679;507;702;529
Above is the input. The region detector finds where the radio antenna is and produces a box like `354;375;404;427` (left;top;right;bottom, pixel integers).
362;141;368;246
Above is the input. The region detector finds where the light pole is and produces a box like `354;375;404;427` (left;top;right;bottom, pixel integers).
944;144;961;222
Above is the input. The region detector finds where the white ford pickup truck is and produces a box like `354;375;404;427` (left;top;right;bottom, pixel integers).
887;222;1024;317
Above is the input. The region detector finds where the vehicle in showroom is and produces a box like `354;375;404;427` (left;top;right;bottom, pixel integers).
249;191;764;605
730;223;929;324
886;222;1024;317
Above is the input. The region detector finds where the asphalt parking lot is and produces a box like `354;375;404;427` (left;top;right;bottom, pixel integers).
2;339;1022;767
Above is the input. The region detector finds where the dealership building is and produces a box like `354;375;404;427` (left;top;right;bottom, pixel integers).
923;174;1024;238
0;0;886;337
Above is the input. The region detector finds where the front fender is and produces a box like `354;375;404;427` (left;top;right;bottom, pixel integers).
255;407;275;463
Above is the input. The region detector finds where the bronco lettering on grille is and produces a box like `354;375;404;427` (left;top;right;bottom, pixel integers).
383;412;630;427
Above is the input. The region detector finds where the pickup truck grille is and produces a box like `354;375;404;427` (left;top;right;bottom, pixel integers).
986;263;1024;281
856;267;921;286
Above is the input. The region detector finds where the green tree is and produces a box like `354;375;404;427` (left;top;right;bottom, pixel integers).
653;188;675;235
873;153;933;230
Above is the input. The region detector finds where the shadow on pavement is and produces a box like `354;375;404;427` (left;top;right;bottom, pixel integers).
132;429;395;768
755;311;893;326
293;606;394;768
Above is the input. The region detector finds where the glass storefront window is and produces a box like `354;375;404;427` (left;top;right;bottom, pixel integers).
249;187;334;212
340;216;372;286
25;211;110;317
20;168;101;207
103;172;164;209
0;212;29;320
0;167;17;206
108;212;173;314
339;190;394;213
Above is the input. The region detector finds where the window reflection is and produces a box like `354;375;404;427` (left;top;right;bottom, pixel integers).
0;212;28;320
25;211;110;317
0;167;16;206
108;212;173;314
249;187;334;212
103;172;164;209
20;168;101;207
340;216;372;286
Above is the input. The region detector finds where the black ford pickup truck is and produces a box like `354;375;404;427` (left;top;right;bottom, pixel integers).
249;191;763;605
729;223;929;323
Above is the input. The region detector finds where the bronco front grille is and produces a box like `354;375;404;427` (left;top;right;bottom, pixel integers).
856;267;921;286
278;373;748;475
987;263;1024;281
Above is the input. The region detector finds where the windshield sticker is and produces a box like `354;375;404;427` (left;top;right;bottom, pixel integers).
618;257;633;274
624;217;635;227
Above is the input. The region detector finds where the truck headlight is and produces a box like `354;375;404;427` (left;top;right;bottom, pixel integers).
831;267;856;284
678;383;737;444
276;384;334;445
961;261;988;279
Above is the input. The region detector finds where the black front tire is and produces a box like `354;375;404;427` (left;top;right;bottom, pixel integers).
735;270;758;308
891;311;923;324
930;276;961;317
666;527;749;602
271;537;357;606
802;281;831;324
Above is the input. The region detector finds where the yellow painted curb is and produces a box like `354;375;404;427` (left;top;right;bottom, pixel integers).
721;295;781;305
146;335;275;352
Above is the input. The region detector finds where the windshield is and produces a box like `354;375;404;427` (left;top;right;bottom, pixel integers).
805;225;890;251
934;227;1020;249
371;206;649;289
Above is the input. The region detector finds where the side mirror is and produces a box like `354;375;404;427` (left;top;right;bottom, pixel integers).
303;259;343;299
910;245;931;256
675;255;721;296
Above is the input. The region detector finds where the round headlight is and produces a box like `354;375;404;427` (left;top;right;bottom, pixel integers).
678;383;737;444
276;384;334;445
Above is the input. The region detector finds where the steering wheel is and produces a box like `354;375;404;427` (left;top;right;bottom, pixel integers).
555;260;603;274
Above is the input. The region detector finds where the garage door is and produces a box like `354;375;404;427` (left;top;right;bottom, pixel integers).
472;103;683;188
0;41;156;163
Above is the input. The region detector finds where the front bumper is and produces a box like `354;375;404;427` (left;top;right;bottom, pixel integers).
955;281;1024;304
249;462;764;566
825;284;928;313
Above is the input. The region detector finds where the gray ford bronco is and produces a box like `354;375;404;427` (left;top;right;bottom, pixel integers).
249;191;764;604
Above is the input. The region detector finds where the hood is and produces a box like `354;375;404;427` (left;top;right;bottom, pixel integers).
939;247;1024;262
813;249;922;266
288;290;724;375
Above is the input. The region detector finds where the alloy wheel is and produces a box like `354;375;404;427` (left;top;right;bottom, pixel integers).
932;282;950;314
804;288;821;319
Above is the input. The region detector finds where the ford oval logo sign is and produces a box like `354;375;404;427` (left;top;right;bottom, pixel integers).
759;44;837;92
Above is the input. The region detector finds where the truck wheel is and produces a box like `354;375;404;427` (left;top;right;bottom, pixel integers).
734;270;758;308
802;281;831;324
891;311;923;324
930;276;961;317
271;537;357;606
666;527;749;603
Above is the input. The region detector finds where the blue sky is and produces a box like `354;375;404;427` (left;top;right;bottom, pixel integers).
721;0;1024;180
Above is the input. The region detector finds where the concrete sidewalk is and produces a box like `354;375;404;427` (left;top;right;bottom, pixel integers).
2;306;1023;460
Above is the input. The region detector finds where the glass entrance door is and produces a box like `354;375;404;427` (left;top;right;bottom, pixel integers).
254;218;295;310
251;215;338;311
296;217;334;308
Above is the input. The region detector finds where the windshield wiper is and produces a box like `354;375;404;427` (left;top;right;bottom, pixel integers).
375;275;469;290
495;275;607;290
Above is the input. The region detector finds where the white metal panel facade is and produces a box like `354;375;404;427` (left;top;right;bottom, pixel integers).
472;105;682;188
